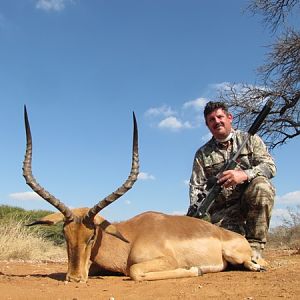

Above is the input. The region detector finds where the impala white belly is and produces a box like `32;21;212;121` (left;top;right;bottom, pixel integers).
165;237;225;270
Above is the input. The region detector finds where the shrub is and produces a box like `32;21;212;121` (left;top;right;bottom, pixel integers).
0;205;65;245
268;205;300;250
0;216;66;261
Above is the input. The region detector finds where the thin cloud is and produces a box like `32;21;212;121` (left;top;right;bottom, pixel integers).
138;172;156;180
36;0;73;12
211;82;268;96
270;208;291;227
158;116;192;131
145;105;176;117
272;208;291;219
9;191;42;201
201;132;212;142
276;191;300;205
210;82;232;92
183;98;207;111
145;97;209;132
259;190;300;228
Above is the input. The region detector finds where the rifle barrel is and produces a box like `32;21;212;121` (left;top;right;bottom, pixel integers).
248;99;273;135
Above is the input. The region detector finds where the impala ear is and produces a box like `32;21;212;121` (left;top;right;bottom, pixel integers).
94;215;129;243
26;212;65;226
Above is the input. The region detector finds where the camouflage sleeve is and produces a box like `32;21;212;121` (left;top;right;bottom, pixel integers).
189;152;207;206
243;134;276;181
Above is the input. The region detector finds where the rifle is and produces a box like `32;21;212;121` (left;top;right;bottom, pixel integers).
187;98;274;220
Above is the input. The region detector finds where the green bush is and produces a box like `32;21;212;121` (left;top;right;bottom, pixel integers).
0;215;66;261
0;205;65;246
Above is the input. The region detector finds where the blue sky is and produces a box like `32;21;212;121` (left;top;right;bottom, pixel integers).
0;0;299;227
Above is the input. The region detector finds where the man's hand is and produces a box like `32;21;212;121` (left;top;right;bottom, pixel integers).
217;170;248;188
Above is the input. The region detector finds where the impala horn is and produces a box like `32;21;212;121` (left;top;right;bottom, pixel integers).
84;112;139;223
23;106;74;222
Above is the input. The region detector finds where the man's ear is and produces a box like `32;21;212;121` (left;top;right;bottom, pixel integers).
26;212;64;226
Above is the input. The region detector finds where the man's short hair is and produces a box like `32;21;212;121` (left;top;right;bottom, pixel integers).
204;101;229;119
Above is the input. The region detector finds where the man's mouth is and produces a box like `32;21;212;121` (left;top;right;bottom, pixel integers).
214;123;224;130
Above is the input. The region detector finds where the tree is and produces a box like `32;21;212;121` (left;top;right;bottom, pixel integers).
218;0;300;149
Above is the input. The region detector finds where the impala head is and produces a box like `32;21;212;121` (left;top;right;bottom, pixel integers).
23;106;139;283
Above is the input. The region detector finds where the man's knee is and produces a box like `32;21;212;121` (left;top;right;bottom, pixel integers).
242;176;275;240
243;176;275;206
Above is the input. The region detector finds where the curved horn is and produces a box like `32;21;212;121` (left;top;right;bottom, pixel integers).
22;106;74;221
84;112;139;222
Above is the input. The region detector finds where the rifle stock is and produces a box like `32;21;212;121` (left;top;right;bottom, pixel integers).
188;98;274;219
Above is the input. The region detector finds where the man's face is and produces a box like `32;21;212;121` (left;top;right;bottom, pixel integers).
205;108;233;140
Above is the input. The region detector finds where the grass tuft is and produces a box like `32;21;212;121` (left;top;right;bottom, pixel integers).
0;210;66;261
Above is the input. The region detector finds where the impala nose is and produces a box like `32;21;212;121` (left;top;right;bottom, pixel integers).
66;274;87;283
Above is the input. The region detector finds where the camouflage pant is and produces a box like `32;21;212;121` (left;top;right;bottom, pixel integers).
210;176;275;245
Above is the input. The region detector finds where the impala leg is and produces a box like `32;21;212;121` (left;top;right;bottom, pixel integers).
243;260;264;271
222;240;264;272
129;257;201;281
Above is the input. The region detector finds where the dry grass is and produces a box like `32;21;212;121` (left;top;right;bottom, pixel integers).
0;217;66;262
267;206;300;251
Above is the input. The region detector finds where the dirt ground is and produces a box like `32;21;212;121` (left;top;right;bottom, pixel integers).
0;249;299;300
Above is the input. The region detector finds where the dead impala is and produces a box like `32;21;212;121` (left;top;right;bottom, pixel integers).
23;106;263;283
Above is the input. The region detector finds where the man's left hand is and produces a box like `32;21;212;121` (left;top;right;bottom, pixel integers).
217;170;248;188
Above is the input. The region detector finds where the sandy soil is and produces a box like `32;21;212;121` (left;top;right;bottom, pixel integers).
0;250;299;300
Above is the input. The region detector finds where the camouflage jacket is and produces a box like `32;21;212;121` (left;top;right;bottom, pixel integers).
189;129;276;206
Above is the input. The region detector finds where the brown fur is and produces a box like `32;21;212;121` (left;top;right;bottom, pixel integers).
31;209;262;282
